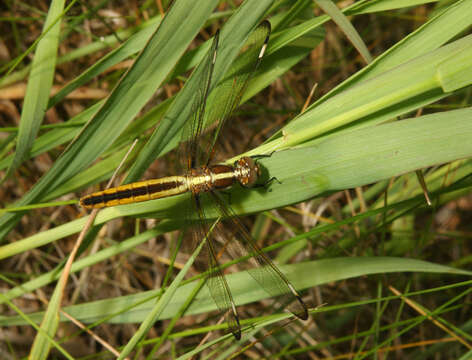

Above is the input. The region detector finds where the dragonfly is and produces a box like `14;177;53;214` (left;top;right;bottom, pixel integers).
80;21;308;340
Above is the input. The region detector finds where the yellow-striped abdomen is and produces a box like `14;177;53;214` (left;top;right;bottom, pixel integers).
79;156;260;209
80;176;188;209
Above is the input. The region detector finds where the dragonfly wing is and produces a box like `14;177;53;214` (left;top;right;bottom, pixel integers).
183;30;219;170
209;191;309;321
201;21;271;166
193;195;242;339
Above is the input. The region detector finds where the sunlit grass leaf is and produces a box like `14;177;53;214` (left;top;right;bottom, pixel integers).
2;257;469;326
2;0;65;185
0;0;220;239
124;0;275;182
315;0;372;63
2;108;471;259
258;35;472;153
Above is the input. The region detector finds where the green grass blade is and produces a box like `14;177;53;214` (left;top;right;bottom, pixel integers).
124;0;275;182
319;0;472;102
0;0;219;240
28;270;70;359
0;293;72;358
48;16;162;107
315;0;372;63
349;0;440;13
1;0;65;184
0;14;152;88
239;108;472;216
117;230;206;359
0;101;101;171
2;108;471;259
257;35;472;153
2;257;469;326
0;225;174;306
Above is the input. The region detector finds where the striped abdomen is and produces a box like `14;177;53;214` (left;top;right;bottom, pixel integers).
80;176;188;209
79;157;260;209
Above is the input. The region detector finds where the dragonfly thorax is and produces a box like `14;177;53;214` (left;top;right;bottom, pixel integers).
187;156;260;195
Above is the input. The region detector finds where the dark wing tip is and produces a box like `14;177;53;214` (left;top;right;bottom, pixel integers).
292;294;309;320
260;20;271;44
232;328;242;341
260;19;271;33
229;306;242;340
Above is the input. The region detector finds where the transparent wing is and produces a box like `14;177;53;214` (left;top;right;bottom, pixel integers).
209;191;309;321
192;194;242;339
200;20;271;166
183;30;219;170
183;22;282;340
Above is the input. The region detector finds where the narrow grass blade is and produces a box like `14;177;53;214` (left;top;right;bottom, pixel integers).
315;0;372;64
125;0;275;182
0;0;219;240
0;101;101;171
0;224;176;305
325;0;472;100
257;35;472;153
3;257;469;327
117;226;207;359
2;0;65;184
2;107;471;260
28;273;69;359
48;17;162;107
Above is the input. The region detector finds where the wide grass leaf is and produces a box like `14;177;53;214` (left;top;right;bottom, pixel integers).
2;256;469;326
2;108;471;258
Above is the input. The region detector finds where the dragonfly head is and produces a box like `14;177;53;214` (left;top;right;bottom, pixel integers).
235;156;261;188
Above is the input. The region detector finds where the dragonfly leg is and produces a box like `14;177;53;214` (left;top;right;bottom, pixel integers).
264;175;282;188
251;175;282;191
249;150;276;160
247;152;281;190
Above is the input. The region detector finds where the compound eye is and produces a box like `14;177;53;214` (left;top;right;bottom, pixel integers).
238;157;259;188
